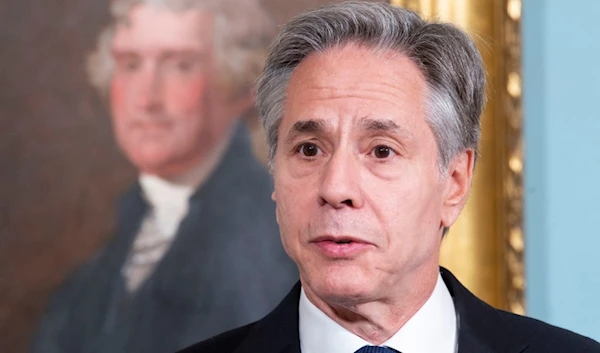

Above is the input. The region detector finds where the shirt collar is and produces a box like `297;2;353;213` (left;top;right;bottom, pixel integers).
299;272;457;353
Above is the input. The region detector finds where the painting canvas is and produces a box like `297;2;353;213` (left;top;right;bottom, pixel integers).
0;1;382;352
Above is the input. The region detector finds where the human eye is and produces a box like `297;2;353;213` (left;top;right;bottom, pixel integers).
164;55;199;74
174;58;194;73
295;142;323;159
115;56;141;73
369;144;397;159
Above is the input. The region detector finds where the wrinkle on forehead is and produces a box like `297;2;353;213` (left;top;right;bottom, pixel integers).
280;43;435;158
284;116;414;145
287;43;426;109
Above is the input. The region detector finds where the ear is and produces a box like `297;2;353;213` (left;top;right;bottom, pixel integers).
440;149;475;228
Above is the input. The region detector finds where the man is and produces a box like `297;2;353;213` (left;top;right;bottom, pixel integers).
32;1;297;352
179;2;600;353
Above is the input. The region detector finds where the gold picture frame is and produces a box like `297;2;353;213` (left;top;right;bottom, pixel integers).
390;0;525;314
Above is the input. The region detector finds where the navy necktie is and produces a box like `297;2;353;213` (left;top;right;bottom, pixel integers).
354;346;400;353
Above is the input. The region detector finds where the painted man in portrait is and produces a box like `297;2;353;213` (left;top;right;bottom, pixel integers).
32;1;297;352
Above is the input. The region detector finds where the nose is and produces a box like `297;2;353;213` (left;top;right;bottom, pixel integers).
317;150;363;209
133;66;163;113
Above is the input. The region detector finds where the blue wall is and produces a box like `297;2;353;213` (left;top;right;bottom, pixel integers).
523;0;600;341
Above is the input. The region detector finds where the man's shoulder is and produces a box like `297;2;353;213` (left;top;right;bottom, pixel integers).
443;268;599;352
177;282;302;353
177;322;256;353
496;309;600;352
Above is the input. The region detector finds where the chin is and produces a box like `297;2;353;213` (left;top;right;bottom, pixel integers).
307;262;375;305
132;156;175;177
126;145;175;172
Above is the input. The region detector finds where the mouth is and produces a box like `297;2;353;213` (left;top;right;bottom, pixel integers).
312;235;369;244
136;121;171;129
310;236;373;257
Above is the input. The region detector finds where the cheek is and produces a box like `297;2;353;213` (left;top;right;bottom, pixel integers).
366;171;437;233
393;178;443;243
273;189;295;258
164;75;208;115
109;77;127;121
274;177;309;238
109;77;136;146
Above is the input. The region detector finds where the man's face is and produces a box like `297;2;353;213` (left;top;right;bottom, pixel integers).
110;5;244;177
273;44;473;304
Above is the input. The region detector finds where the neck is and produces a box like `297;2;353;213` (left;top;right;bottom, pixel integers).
302;262;439;345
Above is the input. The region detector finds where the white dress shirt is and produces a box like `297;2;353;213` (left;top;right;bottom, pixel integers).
299;273;457;353
121;129;232;293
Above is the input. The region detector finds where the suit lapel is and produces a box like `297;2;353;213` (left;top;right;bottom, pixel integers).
441;268;530;353
141;122;263;309
78;183;147;350
234;282;302;353
128;123;264;334
146;122;258;289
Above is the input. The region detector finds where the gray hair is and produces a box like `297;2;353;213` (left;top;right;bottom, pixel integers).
256;1;486;173
87;0;274;99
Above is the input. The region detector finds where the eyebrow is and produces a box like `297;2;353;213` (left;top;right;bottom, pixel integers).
159;49;203;60
284;119;329;144
111;49;140;58
283;117;413;145
358;117;413;138
111;48;204;60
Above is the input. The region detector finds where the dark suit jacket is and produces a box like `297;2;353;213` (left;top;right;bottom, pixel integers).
179;268;600;353
32;124;298;353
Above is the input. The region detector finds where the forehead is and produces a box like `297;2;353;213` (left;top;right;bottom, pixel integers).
285;44;427;123
111;4;215;53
